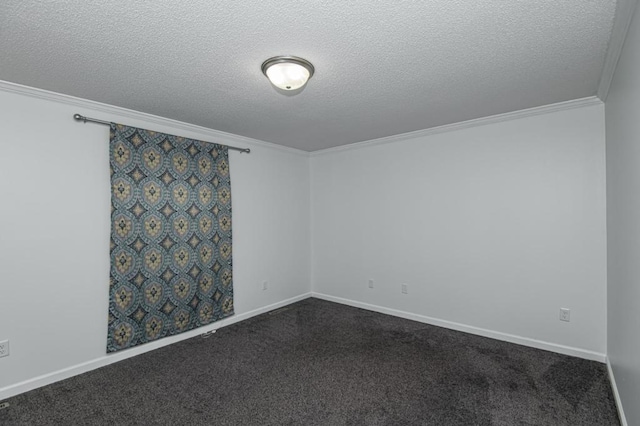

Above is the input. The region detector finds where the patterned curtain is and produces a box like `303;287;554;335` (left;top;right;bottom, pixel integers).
107;123;233;352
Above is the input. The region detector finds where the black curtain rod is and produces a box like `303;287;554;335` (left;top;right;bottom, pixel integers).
73;114;251;154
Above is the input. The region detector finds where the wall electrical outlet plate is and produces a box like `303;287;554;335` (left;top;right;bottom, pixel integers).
0;340;9;358
262;281;268;291
559;308;571;322
368;279;374;289
401;283;408;294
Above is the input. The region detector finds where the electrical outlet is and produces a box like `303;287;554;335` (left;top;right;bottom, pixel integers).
560;308;571;322
262;281;268;291
368;279;374;289
0;340;9;358
401;283;408;294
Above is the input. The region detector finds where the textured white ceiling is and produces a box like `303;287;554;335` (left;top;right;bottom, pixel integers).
0;1;617;151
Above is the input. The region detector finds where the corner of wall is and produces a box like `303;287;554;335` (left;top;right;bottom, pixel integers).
309;155;314;294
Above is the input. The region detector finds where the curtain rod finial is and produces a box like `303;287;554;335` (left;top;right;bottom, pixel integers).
73;114;86;123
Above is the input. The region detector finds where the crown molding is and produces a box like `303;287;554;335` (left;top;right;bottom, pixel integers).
0;79;603;158
597;0;639;101
310;96;603;157
0;80;310;157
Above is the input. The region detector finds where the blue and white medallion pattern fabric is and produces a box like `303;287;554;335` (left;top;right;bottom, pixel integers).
108;123;234;352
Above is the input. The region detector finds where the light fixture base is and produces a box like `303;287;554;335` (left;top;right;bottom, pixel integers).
261;56;315;91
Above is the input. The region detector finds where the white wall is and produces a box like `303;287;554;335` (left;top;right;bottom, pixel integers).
0;84;310;397
0;81;611;401
311;104;607;358
605;1;640;424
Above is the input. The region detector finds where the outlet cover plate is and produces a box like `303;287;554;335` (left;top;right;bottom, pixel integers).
401;283;408;294
560;308;571;322
0;340;9;358
368;279;374;289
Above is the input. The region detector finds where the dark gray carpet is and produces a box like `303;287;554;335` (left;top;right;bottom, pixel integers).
0;298;620;425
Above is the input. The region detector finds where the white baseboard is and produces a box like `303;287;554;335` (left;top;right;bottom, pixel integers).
606;357;628;426
311;292;606;363
1;291;608;402
0;292;312;401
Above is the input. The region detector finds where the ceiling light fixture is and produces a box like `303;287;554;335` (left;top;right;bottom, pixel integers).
261;56;315;91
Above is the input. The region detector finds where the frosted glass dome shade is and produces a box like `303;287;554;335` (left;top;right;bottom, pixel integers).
262;56;314;91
